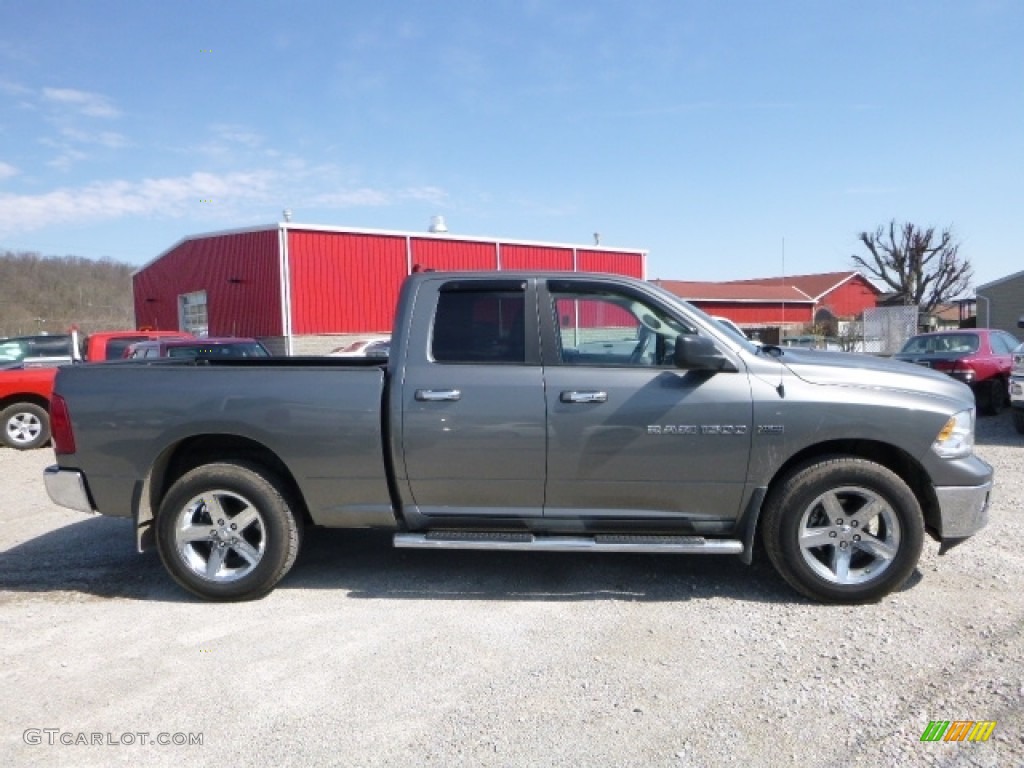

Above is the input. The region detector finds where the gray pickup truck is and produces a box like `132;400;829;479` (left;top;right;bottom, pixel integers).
44;272;993;603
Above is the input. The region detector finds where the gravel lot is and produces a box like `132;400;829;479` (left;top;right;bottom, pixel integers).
1;413;1021;767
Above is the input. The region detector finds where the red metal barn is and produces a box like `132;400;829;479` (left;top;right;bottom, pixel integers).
652;271;880;342
133;224;647;354
725;272;881;320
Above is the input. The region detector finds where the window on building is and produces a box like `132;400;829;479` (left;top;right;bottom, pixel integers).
179;291;209;337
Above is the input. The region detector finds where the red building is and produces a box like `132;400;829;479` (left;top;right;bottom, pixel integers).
133;223;647;354
652;271;880;341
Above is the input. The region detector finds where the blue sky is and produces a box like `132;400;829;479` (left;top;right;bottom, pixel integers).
1;1;1021;290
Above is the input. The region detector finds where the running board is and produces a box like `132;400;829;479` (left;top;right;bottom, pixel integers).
393;531;744;555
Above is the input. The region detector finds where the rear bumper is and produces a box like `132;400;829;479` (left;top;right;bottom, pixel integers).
1010;375;1024;408
934;480;992;539
43;466;95;514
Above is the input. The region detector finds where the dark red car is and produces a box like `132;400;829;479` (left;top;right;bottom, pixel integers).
894;328;1019;415
123;337;270;359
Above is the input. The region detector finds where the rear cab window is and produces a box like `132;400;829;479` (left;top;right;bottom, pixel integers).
431;282;527;365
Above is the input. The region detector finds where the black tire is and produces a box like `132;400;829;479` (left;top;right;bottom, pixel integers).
155;461;302;601
0;402;51;450
977;379;1006;417
761;456;924;603
1013;410;1024;435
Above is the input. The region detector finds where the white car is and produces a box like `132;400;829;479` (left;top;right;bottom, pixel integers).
328;335;391;358
712;316;764;347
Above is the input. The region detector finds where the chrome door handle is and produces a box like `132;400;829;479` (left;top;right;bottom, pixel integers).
560;390;608;404
415;389;462;402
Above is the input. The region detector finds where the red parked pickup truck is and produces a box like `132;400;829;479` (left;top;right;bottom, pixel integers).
0;330;190;449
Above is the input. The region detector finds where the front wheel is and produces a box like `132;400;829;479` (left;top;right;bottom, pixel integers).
0;402;51;450
762;457;924;603
156;461;302;601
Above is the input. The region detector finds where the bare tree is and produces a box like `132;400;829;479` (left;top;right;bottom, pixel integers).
852;220;972;314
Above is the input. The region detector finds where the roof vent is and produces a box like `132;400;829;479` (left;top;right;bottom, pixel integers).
282;208;293;222
429;215;448;233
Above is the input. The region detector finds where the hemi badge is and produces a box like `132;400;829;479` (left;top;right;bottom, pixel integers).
758;425;784;434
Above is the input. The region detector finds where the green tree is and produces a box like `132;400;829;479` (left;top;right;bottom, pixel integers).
852;220;972;314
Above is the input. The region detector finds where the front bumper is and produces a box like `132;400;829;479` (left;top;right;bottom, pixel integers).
43;466;95;514
934;480;992;539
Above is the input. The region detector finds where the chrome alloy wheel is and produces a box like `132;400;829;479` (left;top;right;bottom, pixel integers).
6;411;42;446
173;490;267;582
797;485;900;585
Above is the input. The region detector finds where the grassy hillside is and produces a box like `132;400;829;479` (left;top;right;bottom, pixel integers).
0;250;136;337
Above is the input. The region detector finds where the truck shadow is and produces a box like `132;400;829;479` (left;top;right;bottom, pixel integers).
0;520;924;605
292;529;796;604
0;516;184;602
295;529;924;604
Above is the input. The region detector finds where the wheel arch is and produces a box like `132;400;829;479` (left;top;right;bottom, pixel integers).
137;434;311;551
761;439;941;541
0;393;50;413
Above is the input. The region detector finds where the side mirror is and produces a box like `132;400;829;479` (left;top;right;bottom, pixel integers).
1017;315;1023;329
673;334;737;372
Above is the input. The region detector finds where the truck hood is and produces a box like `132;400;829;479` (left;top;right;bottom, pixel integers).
772;348;973;405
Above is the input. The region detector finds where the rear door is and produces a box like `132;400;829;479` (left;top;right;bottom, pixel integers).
540;279;753;529
399;278;547;518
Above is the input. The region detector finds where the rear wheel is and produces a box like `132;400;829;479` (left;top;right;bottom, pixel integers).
0;402;51;450
156;461;302;601
762;457;924;603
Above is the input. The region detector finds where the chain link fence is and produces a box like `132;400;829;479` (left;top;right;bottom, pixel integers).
861;305;919;355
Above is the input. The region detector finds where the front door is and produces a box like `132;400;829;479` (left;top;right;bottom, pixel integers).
541;281;753;528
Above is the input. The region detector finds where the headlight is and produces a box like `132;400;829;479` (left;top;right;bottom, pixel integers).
932;409;975;459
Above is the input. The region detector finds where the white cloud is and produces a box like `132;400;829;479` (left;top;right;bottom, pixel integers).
310;185;448;209
45;147;89;171
0;167;450;234
0;78;32;96
210;124;264;148
0;171;275;234
42;87;120;118
311;188;391;207
399;186;448;205
0;161;18;179
59;126;130;148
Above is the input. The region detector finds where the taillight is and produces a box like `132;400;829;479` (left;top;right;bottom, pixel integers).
49;393;77;455
950;360;976;382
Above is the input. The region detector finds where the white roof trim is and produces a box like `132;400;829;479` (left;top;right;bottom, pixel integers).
810;272;861;301
678;297;815;304
276;222;647;254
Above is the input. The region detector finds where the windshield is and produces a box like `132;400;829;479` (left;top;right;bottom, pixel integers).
645;282;761;354
899;334;979;355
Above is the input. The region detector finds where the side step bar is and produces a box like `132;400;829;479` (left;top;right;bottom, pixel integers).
394;531;743;555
